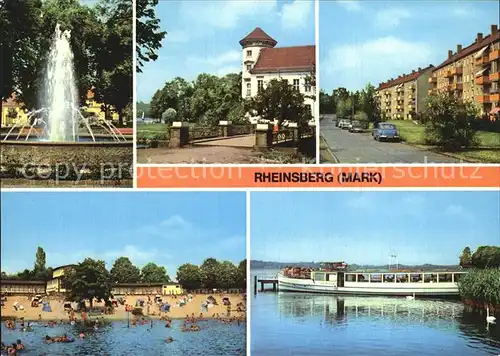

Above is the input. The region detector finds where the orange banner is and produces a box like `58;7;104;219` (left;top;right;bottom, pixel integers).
137;166;500;188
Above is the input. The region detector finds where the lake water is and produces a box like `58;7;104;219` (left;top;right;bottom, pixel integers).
1;319;246;356
251;269;500;356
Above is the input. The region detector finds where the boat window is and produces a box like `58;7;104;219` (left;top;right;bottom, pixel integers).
357;274;369;282
396;273;408;283
370;274;382;283
454;273;465;282
410;274;422;282
346;274;356;282
438;273;453;282
314;273;325;281
383;274;395;283
424;274;437;283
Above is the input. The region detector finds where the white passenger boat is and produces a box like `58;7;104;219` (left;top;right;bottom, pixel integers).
278;262;466;296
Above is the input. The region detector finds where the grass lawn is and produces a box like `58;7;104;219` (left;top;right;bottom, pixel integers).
387;120;500;163
137;123;170;132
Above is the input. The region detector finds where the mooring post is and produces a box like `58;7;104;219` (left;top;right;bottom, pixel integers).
254;276;257;295
273;282;277;292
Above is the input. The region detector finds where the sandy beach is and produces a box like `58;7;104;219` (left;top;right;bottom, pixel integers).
1;294;246;321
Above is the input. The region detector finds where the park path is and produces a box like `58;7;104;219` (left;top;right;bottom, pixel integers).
192;135;254;148
137;146;260;164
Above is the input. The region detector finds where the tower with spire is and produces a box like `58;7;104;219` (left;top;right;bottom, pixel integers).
239;27;277;98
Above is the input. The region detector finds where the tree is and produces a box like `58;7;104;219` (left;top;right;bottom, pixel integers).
93;0;133;126
360;83;381;123
471;246;500;269
423;91;479;151
459;247;473;267
136;0;166;73
319;90;335;114
248;79;312;127
64;258;112;308
336;97;352;119
216;261;238;290
110;257;141;283
33;247;47;279
162;108;177;123
200;258;220;289
140;262;170;283
236;260;246;289
176;263;202;290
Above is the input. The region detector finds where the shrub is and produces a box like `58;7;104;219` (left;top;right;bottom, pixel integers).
422;91;479;151
162;108;177;124
458;268;500;306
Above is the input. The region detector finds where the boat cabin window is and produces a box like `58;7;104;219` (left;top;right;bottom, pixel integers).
410;274;423;282
314;273;325;281
424;274;437;283
438;273;453;282
346;274;356;282
370;274;382;283
453;273;465;282
396;273;408;283
383;274;395;283
357;274;369;282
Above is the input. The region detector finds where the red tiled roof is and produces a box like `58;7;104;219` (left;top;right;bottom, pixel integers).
239;27;277;47
251;45;315;74
433;30;500;72
377;65;434;90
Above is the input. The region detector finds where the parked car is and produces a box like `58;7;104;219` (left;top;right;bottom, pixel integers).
339;119;351;129
372;122;400;141
349;120;364;133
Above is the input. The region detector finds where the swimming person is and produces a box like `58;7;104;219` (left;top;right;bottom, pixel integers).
79;332;85;339
15;340;24;351
165;337;174;343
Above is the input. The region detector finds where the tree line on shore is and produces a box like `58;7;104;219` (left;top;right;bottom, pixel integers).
148;73;314;128
1;0;165;126
458;245;500;306
1;247;246;307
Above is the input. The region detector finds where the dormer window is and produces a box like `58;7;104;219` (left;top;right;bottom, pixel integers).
246;64;251;71
246;50;252;57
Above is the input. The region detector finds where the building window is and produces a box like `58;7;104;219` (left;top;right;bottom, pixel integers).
257;80;263;92
246;83;251;97
246;50;252;57
293;79;300;91
246;64;251;71
305;78;312;92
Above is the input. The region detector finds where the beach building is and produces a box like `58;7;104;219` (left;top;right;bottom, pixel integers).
0;280;46;295
46;264;76;294
1;94;29;127
240;27;316;118
111;282;184;296
428;24;500;118
376;65;435;120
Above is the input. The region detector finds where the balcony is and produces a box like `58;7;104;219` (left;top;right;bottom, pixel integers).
489;72;500;82
491;93;500;102
449;83;463;91
449;67;463;76
475;55;489;66
396;88;404;93
428;76;437;83
476;95;490;103
489;49;500;62
476;76;490;85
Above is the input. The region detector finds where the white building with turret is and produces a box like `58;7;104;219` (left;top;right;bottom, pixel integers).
239;27;316;119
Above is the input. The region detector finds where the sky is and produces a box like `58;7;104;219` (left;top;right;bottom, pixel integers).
251;191;500;265
0;192;246;279
320;0;500;92
137;0;315;102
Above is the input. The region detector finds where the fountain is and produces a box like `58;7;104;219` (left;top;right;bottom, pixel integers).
1;24;133;185
1;24;131;143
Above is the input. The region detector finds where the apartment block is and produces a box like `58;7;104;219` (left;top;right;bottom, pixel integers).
428;24;500;117
376;65;434;120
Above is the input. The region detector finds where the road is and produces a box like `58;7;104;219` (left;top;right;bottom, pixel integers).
320;119;463;164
